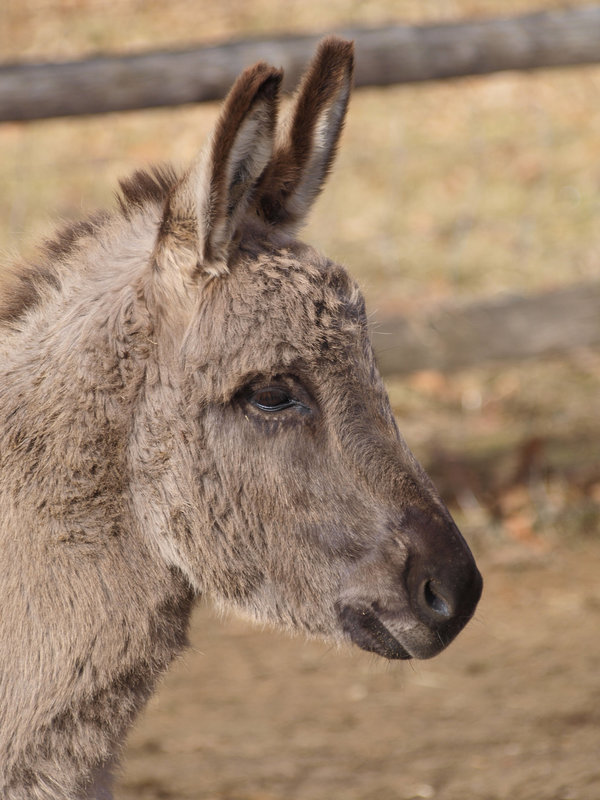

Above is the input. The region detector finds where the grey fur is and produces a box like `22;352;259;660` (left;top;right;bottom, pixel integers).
0;38;481;799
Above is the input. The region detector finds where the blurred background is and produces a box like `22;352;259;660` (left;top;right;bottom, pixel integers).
1;1;599;798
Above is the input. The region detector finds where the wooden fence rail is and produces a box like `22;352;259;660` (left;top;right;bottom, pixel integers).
372;282;600;375
1;6;600;121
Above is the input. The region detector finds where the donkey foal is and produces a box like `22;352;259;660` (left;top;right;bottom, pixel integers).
0;38;482;800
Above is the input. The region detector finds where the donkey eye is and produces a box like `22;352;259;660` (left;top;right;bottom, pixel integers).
250;387;296;412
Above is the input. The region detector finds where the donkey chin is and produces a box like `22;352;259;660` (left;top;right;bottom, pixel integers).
337;596;482;661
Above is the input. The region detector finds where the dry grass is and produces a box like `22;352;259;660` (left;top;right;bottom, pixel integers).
1;0;598;550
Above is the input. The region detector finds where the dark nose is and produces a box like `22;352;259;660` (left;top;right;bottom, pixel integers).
408;554;483;632
420;578;456;621
404;511;483;633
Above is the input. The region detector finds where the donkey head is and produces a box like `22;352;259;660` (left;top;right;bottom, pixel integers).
131;37;482;660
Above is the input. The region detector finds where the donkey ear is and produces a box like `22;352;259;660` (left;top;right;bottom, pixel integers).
156;62;282;279
255;36;354;233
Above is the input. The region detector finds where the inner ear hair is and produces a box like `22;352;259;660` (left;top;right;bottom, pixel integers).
155;62;282;283
255;36;354;232
205;63;283;260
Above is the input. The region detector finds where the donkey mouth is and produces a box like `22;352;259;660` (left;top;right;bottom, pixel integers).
338;604;412;660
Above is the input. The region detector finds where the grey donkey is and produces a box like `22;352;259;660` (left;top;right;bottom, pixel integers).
0;37;482;800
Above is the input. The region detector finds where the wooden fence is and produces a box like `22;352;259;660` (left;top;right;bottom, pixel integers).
2;6;599;375
373;283;600;376
1;6;600;122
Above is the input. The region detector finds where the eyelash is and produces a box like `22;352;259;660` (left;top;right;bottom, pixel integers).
249;387;297;412
243;379;312;415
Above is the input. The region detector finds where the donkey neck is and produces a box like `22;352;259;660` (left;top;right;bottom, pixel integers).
0;225;197;798
0;523;194;799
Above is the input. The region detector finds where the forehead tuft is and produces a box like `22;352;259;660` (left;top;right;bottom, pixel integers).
232;237;364;318
188;240;369;402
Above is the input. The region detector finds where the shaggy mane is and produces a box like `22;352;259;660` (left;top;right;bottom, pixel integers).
0;165;178;325
116;164;178;218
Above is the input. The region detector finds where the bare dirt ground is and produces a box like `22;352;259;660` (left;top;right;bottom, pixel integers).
118;539;600;800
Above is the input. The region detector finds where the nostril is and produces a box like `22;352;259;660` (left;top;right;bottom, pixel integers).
422;580;452;619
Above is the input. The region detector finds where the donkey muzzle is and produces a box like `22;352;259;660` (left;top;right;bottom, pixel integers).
338;507;483;660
